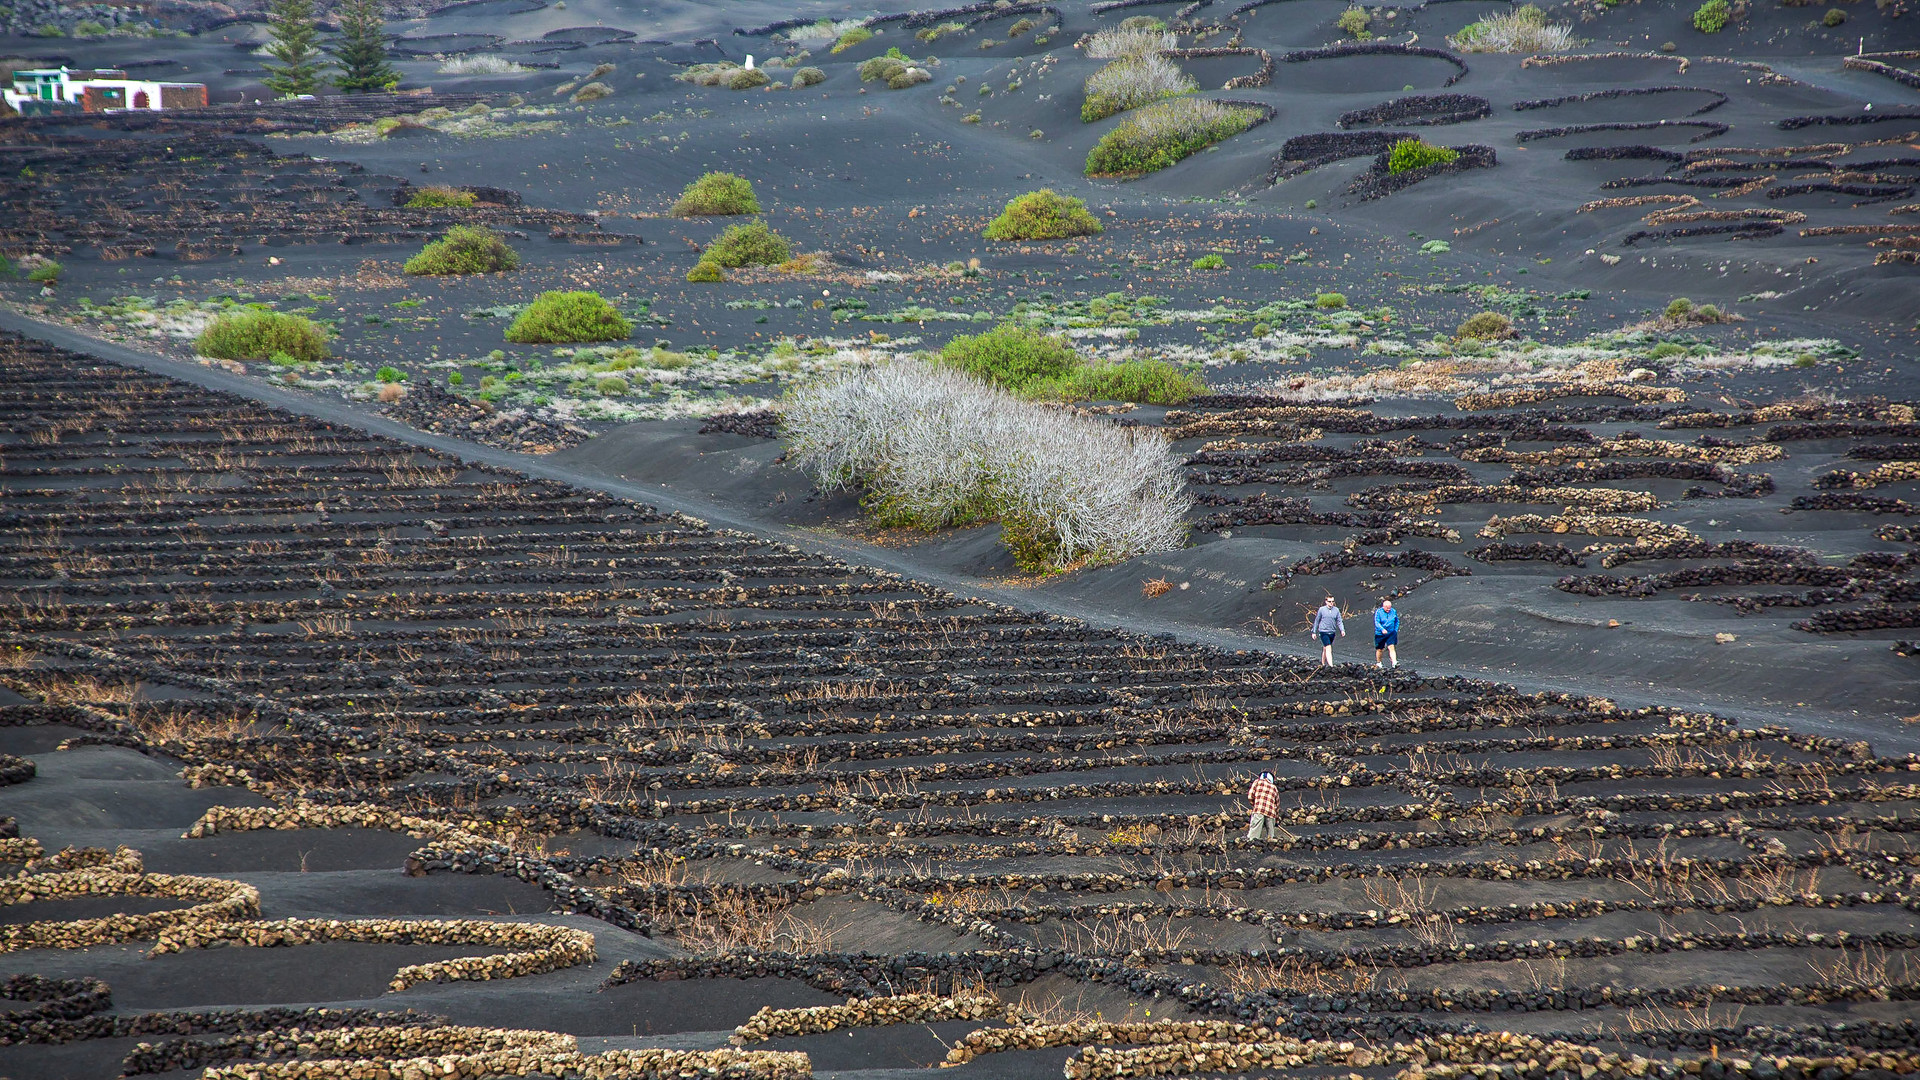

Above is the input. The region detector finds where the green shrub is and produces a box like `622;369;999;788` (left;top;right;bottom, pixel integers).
1191;253;1225;270
376;366;405;382
705;220;791;267
982;189;1104;240
405;185;477;208
860;56;905;81
1387;138;1459;174
916;20;965;41
687;260;726;282
1315;292;1347;310
1337;8;1372;38
672;172;760;216
831;25;873;52
1118;15;1166;30
596;376;629;395
1692;0;1729;32
1823;8;1847;25
1665;297;1695;319
861;51;932;89
571;81;613;101
1648;342;1689;360
1008;17;1035;36
1084;98;1260;176
1026;359;1205;404
25;261;62;284
724;67;768;90
939;324;1079;387
448;372;465;385
196;310;330;363
404;225;520;275
1455;311;1513;340
74;20;108;36
503;291;631;343
792;66;827;86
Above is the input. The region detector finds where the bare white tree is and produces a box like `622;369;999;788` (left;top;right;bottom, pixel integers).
783;359;1190;568
1085;26;1176;59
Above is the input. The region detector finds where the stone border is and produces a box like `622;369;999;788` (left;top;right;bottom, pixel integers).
150;917;597;992
731;992;1002;1043
0;869;260;952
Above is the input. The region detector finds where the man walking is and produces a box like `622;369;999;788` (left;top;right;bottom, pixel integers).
1374;598;1399;669
1310;596;1345;666
1247;770;1279;841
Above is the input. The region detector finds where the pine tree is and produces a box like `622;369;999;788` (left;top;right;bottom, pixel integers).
331;0;399;94
262;0;326;97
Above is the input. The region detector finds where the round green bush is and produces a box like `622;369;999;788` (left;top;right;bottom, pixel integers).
705;221;792;268
448;372;465;385
1823;8;1847;25
1692;0;1729;31
982;189;1104;241
1386;138;1459;175
1455;311;1514;340
792;66;827;86
403;225;520;275
1337;8;1371;38
687;260;726;282
939;324;1079;388
376;366;405;383
25;261;62;284
1665;297;1695;320
727;67;770;90
672;172;760;216
405;186;477;208
596;376;629;395
503;291;632;344
1191;253;1225;270
1314;293;1348;310
571;81;613;101
196;310;330;363
887;67;932;90
860;56;907;82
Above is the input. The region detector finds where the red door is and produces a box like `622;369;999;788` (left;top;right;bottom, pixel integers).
133;90;150;108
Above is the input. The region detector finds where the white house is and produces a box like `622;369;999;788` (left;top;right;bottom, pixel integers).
4;67;208;116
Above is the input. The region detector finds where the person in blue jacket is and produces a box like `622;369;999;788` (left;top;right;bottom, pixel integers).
1310;596;1344;666
1374;598;1400;669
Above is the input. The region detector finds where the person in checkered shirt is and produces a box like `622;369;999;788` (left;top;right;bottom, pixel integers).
1246;771;1280;841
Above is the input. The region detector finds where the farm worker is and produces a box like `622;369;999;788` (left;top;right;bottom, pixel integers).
1310;596;1345;666
1374;599;1400;670
1246;771;1279;841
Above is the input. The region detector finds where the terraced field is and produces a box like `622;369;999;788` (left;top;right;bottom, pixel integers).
2;333;1917;1080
